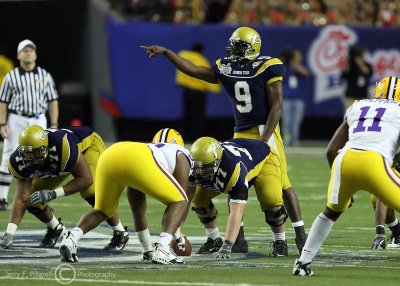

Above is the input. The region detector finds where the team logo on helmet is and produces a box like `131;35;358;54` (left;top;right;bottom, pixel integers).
152;128;184;147
374;76;400;102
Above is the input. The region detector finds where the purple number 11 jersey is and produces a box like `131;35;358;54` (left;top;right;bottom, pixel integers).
345;98;400;165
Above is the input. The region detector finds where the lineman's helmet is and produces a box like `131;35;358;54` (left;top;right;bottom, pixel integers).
152;128;184;147
18;125;49;167
190;137;223;185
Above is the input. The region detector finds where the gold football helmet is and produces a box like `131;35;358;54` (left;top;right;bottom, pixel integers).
18;125;49;167
374;76;400;102
152;128;184;147
226;26;261;63
190;137;223;185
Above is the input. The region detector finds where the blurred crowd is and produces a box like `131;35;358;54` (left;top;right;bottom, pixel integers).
107;0;399;26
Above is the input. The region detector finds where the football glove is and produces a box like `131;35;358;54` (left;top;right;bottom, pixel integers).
393;152;400;172
175;236;186;252
30;190;57;205
215;240;232;260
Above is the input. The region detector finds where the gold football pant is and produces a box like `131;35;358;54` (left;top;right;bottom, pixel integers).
327;149;400;213
94;142;188;218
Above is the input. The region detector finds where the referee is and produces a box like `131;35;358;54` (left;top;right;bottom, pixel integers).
0;39;59;210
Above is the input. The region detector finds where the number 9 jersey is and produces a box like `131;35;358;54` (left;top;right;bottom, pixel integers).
212;56;284;131
345;99;400;164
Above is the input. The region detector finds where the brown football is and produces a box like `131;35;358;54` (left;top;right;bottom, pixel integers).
170;236;192;256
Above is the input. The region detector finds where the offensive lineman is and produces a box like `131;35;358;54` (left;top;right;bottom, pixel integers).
190;136;288;260
0;125;128;250
294;76;400;276
141;26;307;255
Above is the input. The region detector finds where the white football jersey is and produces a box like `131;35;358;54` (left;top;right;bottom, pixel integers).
345;99;400;164
148;143;193;174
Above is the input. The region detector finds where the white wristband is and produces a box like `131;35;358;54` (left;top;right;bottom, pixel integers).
54;187;65;198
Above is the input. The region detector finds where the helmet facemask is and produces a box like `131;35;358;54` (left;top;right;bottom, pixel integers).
18;145;48;167
18;125;49;168
226;39;252;63
193;158;221;187
190;137;223;188
226;27;261;64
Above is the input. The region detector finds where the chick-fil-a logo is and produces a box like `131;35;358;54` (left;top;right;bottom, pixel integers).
370;50;400;79
308;26;357;103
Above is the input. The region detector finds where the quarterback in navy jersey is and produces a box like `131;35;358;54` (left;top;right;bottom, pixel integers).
142;26;306;255
189;137;287;260
0;125;128;251
212;55;284;131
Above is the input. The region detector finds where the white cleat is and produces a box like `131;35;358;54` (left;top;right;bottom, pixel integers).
152;243;184;265
59;231;79;263
293;258;314;276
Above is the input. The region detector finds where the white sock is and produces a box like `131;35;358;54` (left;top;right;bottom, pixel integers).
70;227;84;241
158;232;173;247
205;227;220;240
111;221;125;232
46;216;60;229
300;213;335;264
6;223;18;236
273;232;286;241
136;228;153;252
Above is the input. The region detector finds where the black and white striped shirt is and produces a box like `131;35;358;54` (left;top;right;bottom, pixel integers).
0;66;58;115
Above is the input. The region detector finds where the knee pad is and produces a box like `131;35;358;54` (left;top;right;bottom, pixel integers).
191;202;218;224
264;205;288;227
27;204;48;216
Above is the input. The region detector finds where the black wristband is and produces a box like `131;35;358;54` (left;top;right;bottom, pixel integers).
163;48;168;55
0;123;6;127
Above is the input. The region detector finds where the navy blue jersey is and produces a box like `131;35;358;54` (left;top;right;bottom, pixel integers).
212;56;284;131
9;126;95;180
199;138;270;200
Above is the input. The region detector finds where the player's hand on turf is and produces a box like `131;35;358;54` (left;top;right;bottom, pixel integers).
140;45;167;58
30;190;57;205
215;241;232;260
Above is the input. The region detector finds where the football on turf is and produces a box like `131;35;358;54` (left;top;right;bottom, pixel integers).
170;236;192;256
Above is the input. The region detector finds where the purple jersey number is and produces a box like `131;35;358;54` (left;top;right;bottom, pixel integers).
353;106;386;133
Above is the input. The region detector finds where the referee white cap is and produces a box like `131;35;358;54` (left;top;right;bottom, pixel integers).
17;39;36;53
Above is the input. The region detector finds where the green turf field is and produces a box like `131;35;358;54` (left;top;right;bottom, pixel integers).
1;146;399;286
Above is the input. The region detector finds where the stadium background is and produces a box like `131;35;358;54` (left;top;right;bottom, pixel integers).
1;0;399;143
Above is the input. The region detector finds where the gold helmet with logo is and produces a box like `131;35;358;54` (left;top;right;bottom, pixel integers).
190;136;223;185
18;125;49;167
374;76;400;102
226;26;261;63
152;128;184;147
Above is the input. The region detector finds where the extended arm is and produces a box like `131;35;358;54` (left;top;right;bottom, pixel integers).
141;45;219;83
